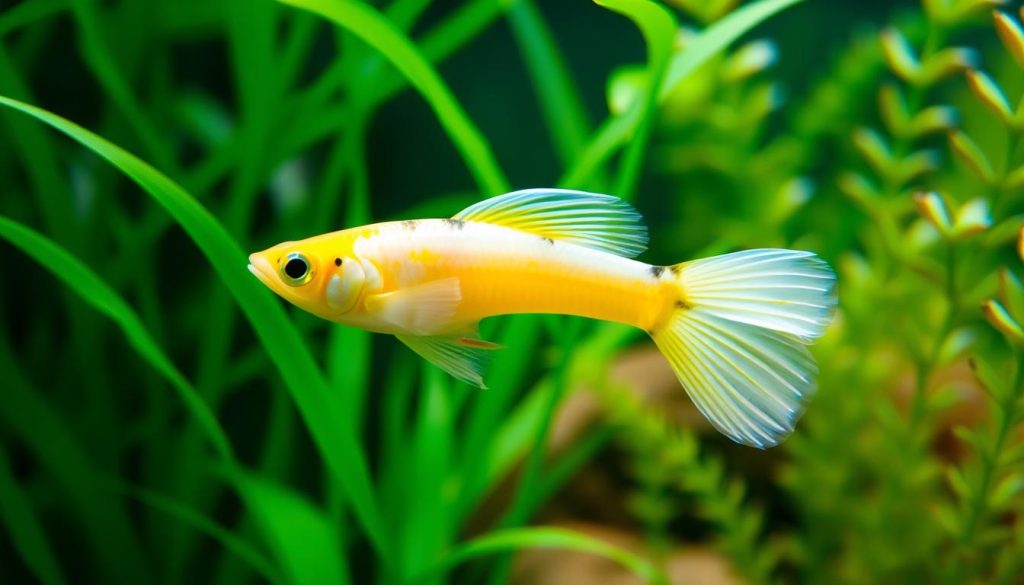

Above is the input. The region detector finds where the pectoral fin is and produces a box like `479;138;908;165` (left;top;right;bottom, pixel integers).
364;277;461;335
396;331;500;388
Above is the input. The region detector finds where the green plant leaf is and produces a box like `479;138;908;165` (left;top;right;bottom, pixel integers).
0;94;388;558
0;215;233;462
418;527;668;585
119;483;282;584
229;469;350;585
401;368;455;578
0;349;152;584
508;0;590;166
0;446;66;585
276;0;509;195
0;0;67;36
562;0;805;187
594;0;677;198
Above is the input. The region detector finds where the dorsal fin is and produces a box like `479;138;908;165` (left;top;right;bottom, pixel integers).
453;189;649;258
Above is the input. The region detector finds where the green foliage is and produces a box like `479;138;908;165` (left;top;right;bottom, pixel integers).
2;0;1024;583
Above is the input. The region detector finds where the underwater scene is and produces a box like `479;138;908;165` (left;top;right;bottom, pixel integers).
1;0;1023;582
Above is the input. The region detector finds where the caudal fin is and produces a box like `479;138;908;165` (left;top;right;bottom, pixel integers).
651;249;836;448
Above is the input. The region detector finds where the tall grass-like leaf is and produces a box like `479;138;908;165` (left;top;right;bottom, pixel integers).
0;0;68;36
0;95;388;557
119;483;283;584
595;0;677;199
67;0;176;171
562;0;805;188
230;469;350;585
507;0;591;165
0;49;77;244
276;0;510;195
402;368;454;578
370;0;514;107
0;346;152;584
0;215;233;462
419;527;669;585
0;446;66;585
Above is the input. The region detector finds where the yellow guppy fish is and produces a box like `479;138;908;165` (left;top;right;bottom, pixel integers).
248;189;836;447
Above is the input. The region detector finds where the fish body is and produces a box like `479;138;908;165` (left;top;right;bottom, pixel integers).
249;189;836;448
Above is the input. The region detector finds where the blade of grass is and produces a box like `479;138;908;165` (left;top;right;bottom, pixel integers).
487;317;585;585
526;427;615;515
455;315;542;524
379;355;417;547
221;0;285;227
117;483;283;584
464;323;637;523
0;215;234;462
507;0;590;166
68;0;177;172
417;527;669;585
277;0;510;195
0;95;389;558
594;0;676;199
0;0;68;37
210;383;300;585
0;341;152;584
503;318;584;523
561;0;805;188
386;0;434;31
0;446;67;585
401;368;455;580
341;0;514;114
229;468;351;585
0;47;77;242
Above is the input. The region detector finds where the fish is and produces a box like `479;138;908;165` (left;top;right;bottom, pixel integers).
248;189;836;448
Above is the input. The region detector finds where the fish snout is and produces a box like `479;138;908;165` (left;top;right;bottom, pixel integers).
247;253;276;287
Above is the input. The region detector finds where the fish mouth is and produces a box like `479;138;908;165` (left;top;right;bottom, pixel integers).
247;254;276;288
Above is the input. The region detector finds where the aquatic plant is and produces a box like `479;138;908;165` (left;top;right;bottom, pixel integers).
0;0;1022;583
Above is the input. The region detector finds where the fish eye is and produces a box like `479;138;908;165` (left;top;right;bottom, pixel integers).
280;252;313;286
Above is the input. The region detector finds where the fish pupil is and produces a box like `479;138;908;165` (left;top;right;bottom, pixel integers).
284;257;308;279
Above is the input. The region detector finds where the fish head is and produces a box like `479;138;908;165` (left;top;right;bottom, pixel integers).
248;232;366;321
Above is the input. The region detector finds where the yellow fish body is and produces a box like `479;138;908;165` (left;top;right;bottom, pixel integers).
248;189;836;448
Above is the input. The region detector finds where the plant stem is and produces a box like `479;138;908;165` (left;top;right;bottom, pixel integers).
960;350;1024;546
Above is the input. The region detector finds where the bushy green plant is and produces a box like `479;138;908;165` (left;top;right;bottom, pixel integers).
1;0;1023;584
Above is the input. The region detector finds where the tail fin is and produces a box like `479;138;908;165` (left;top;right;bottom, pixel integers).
651;249;836;448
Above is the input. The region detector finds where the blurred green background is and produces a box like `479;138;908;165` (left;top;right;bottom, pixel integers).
2;0;1024;583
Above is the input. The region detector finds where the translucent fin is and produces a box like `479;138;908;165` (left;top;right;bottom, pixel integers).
453;188;649;257
652;249;836;448
679;249;836;340
396;333;498;388
364;277;461;335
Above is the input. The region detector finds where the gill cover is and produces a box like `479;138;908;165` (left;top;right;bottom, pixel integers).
326;258;365;313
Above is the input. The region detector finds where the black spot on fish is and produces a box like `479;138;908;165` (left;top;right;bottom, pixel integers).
541;236;554;245
675;299;692;310
401;220;418;231
443;218;465;230
669;264;682;276
649;266;665;278
334;258;342;267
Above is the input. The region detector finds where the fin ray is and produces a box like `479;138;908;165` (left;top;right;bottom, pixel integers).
364;277;461;335
652;248;836;448
680;249;836;340
453;189;648;257
396;333;499;388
